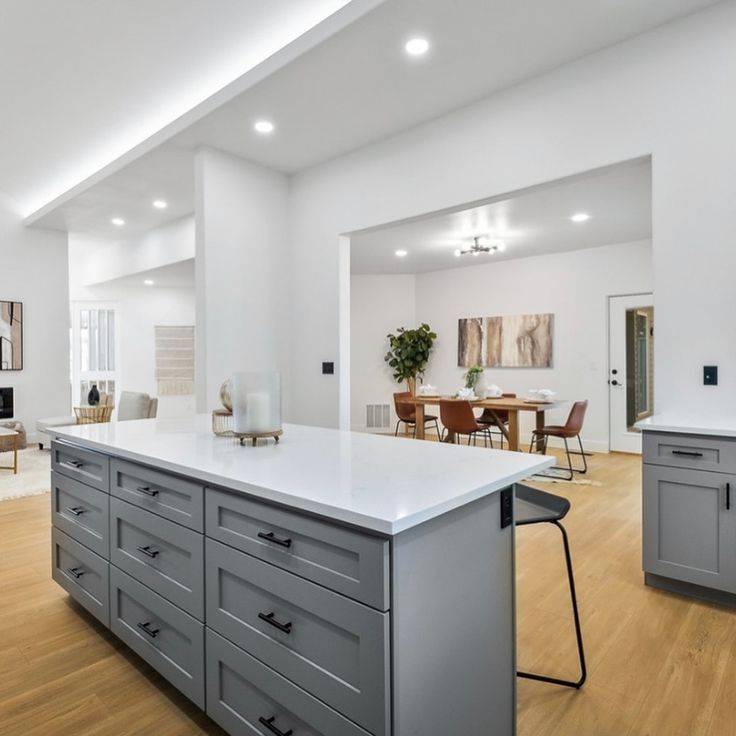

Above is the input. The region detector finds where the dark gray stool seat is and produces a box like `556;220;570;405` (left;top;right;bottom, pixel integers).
515;483;587;689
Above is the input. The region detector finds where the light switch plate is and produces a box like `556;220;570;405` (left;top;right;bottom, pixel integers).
704;366;718;386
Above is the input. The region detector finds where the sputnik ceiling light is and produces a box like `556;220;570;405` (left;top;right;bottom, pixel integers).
454;236;506;257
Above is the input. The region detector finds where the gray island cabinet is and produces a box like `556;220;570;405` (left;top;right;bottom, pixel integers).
640;417;736;604
49;418;552;736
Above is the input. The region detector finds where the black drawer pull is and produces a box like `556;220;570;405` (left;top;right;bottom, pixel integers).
136;486;159;497
258;611;293;634
258;716;293;736
727;483;731;511
136;545;160;559
136;621;160;638
65;506;87;516
67;567;85;579
257;531;292;549
671;450;704;458
66;460;84;468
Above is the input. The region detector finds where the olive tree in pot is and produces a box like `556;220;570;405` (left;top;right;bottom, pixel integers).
384;323;437;395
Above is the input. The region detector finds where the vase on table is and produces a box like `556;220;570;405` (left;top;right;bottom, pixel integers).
88;384;100;407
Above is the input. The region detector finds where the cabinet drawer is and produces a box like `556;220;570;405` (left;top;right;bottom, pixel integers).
52;441;110;492
206;539;390;736
110;566;204;708
206;629;372;736
52;527;109;627
51;472;109;558
643;432;736;474
110;498;204;620
111;459;203;531
205;489;389;611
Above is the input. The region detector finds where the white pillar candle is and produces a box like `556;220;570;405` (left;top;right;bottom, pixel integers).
246;392;271;433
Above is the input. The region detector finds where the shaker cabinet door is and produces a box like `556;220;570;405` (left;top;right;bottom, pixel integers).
643;465;736;593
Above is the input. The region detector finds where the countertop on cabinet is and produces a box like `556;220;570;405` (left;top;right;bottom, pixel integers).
51;415;552;535
637;414;736;438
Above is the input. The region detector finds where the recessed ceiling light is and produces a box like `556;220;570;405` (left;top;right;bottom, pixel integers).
144;279;155;286
111;217;125;226
405;38;430;57
570;213;591;223
395;249;408;258
254;120;275;134
152;200;168;209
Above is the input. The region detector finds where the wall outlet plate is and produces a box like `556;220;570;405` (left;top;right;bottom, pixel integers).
704;366;718;386
322;362;335;375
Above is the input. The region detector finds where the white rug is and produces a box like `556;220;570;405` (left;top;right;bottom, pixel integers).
0;447;51;501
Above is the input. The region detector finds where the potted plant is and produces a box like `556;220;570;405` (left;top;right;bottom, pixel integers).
464;365;484;393
384;323;437;395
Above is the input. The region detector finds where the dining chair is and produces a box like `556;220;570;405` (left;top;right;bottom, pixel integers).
515;483;586;689
529;400;589;480
393;392;440;438
476;392;516;449
439;400;492;446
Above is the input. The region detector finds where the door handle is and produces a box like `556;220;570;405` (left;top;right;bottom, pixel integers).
727;483;731;511
258;716;293;736
257;531;292;549
65;506;87;516
67;567;85;579
136;486;159;497
258;611;293;634
136;545;160;559
610;380;623;387
136;621;160;638
66;460;84;468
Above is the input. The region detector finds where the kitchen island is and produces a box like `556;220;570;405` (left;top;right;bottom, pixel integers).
50;416;552;736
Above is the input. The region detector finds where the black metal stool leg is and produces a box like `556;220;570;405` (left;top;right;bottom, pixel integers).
517;520;587;689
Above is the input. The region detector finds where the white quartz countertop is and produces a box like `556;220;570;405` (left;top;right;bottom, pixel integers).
637;414;736;438
51;416;553;535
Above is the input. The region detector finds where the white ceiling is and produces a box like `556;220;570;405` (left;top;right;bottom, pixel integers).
349;159;652;274
102;258;195;289
25;0;719;236
0;0;361;216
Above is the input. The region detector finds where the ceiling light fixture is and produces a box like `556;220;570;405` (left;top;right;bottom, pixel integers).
111;217;125;226
144;279;155;286
395;249;408;258
570;212;591;223
254;120;275;134
405;38;430;56
454;236;505;258
152;200;168;209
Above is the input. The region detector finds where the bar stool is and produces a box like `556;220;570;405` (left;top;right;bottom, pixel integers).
515;483;586;689
393;392;440;439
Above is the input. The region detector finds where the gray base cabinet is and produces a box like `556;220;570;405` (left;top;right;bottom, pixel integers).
643;431;736;599
51;439;517;735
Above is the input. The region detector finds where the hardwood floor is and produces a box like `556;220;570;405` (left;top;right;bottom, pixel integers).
0;449;734;734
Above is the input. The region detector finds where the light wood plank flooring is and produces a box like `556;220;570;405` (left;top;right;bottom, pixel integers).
1;449;735;734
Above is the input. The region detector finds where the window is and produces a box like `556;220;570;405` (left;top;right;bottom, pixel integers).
71;303;119;407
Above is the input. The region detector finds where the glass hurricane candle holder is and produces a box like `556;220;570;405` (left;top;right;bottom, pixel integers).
232;372;282;441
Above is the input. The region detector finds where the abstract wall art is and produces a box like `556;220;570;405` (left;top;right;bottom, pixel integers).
0;301;23;371
457;313;553;368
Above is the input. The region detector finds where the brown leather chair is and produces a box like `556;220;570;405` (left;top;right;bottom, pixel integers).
439;400;492;446
393;392;440;438
476;393;516;449
530;400;589;480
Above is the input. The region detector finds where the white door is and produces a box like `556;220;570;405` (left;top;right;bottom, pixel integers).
609;293;654;453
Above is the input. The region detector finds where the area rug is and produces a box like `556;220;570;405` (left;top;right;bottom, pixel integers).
0;447;51;501
532;476;602;486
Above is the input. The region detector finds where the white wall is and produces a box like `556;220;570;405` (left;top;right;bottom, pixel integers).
0;194;69;439
350;274;415;430
288;2;736;429
194;147;290;413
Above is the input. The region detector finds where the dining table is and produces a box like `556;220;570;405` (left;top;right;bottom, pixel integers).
398;395;567;451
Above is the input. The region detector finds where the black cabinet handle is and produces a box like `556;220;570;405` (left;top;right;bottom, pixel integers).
257;531;292;549
258;611;293;634
65;506;86;516
671;450;704;458
727;483;731;511
136;486;159;497
67;567;85;579
136;545;160;559
137;621;160;638
258;716;293;736
67;460;84;468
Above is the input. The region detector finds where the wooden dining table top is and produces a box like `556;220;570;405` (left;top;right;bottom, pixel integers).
398;395;565;412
